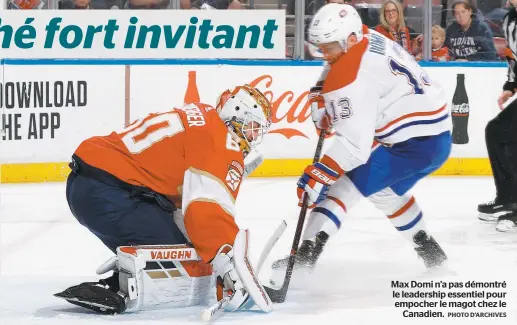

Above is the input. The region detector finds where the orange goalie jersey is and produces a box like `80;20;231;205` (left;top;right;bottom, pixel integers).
73;103;245;262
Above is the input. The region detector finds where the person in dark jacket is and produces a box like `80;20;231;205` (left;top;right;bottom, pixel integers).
478;0;517;232
445;0;499;61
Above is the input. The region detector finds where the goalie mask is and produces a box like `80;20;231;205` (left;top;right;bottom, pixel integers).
216;85;272;157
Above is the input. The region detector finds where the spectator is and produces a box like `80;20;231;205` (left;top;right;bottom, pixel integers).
375;0;421;55
8;0;45;9
416;25;451;61
445;0;499;61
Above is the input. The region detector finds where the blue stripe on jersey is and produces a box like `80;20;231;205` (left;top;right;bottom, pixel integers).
396;212;423;231
313;207;342;229
376;114;449;140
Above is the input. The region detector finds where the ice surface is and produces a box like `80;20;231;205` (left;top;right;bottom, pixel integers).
1;177;516;325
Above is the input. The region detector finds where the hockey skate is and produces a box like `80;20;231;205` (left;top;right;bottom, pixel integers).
413;230;447;268
54;272;126;314
478;199;517;223
496;211;517;232
269;231;329;286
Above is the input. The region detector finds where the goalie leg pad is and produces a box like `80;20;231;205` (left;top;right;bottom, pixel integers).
233;229;272;312
116;245;214;312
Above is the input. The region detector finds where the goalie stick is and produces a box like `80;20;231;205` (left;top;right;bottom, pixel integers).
200;219;288;321
262;129;327;303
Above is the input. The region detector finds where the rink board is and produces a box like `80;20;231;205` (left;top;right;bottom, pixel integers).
0;60;507;183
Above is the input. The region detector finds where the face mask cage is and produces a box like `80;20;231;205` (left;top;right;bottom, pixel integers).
241;110;271;148
227;111;270;157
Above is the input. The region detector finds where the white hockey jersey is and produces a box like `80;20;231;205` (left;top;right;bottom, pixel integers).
319;27;451;173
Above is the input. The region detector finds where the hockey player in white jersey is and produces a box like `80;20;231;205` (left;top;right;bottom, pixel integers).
272;3;451;275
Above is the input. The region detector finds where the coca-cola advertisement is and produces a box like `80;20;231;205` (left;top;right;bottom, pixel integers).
451;73;470;145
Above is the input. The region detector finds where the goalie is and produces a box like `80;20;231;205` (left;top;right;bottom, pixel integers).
55;84;273;315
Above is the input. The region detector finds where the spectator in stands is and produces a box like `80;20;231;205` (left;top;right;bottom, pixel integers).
416;25;451;61
445;0;499;61
375;0;422;55
8;0;45;9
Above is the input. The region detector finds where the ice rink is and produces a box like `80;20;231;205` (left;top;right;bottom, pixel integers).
1;176;516;325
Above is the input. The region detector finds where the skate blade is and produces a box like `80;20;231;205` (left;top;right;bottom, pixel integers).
477;212;501;223
496;220;517;233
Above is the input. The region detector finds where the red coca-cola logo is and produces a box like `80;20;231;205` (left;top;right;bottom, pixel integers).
249;75;312;139
183;71;335;140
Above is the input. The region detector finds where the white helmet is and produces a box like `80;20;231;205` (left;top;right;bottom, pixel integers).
308;3;363;49
216;84;272;157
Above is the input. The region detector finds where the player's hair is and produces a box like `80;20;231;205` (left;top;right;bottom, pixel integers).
379;0;406;31
431;25;445;39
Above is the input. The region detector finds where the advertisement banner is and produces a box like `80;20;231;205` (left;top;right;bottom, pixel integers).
0;62;509;168
425;67;506;158
0;65;125;163
0;10;286;59
130;64;326;159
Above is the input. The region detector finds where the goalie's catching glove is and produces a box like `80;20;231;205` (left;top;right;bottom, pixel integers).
297;162;340;208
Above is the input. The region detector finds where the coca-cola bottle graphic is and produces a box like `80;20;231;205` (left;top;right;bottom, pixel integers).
184;71;200;104
451;73;469;144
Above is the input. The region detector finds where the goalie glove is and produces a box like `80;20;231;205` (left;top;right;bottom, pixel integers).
211;230;272;313
297;162;340;209
309;85;332;131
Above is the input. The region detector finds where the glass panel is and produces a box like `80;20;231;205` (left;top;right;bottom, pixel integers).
440;0;505;62
303;0;427;61
250;0;289;58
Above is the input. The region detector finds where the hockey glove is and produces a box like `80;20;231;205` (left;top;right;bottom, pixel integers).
297;162;339;208
211;230;272;313
309;85;332;131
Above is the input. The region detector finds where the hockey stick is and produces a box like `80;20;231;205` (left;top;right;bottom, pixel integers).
200;220;288;321
262;129;327;303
